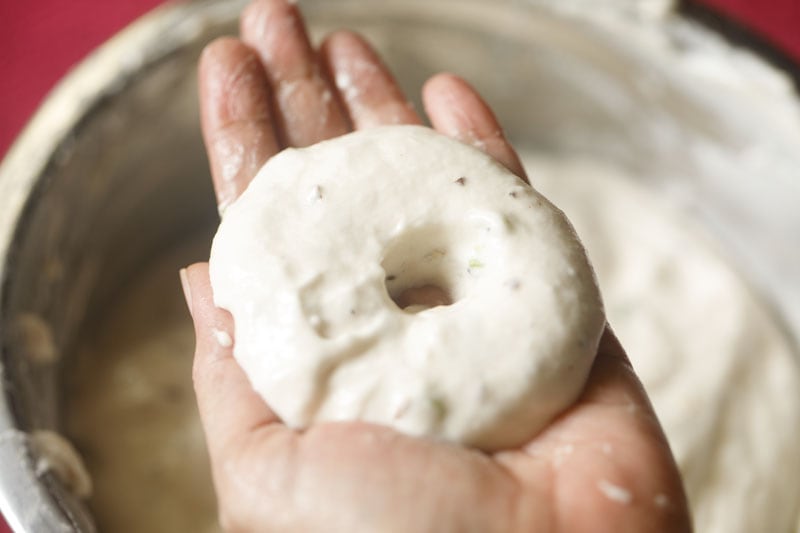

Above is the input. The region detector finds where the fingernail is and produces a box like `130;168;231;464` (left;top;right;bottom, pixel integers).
179;268;193;317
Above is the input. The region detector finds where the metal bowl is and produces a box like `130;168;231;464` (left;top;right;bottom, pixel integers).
0;0;798;531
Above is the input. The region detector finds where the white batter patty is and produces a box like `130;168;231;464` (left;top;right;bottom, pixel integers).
209;125;605;451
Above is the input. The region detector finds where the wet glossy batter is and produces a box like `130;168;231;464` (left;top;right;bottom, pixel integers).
64;234;220;533
65;155;800;533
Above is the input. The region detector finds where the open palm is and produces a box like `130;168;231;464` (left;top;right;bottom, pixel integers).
180;1;691;531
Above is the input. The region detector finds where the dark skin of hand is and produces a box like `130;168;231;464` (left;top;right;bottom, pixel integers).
179;1;693;531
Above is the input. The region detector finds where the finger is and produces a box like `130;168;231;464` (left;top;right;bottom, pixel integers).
240;0;349;146
561;329;690;530
180;263;281;459
520;328;671;456
199;37;280;213
497;328;691;531
320;31;422;129
578;328;656;410
423;73;528;181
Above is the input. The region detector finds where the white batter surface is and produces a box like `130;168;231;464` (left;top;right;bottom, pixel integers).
64;154;800;532
209;126;605;451
65;234;220;533
527;155;800;533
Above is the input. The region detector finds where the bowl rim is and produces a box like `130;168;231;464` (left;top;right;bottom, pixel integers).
0;0;798;531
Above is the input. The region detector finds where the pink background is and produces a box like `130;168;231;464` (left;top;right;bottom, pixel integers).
2;0;800;158
0;0;798;530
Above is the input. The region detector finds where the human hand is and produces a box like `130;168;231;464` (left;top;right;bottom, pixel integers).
180;1;692;531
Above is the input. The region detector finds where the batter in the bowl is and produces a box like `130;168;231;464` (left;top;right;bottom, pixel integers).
65;154;800;533
528;156;800;533
64;233;220;533
56;0;800;528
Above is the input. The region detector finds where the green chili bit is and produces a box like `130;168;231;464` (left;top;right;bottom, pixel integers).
430;397;448;421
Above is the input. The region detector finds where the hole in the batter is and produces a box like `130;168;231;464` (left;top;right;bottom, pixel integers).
381;224;477;314
393;285;453;313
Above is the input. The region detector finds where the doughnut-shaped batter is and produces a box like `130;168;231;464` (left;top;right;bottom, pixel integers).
209;125;605;451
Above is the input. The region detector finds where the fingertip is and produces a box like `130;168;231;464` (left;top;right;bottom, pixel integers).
423;73;528;181
200;36;249;66
184;262;210;302
240;0;349;146
198;36;279;208
199;37;261;111
240;0;298;44
199;37;271;129
422;72;491;131
179;267;192;317
320;29;375;62
240;0;265;33
184;261;210;285
320;28;359;47
183;263;228;341
240;0;307;77
318;29;362;76
421;71;457;90
183;263;229;352
321;30;421;129
421;72;463;111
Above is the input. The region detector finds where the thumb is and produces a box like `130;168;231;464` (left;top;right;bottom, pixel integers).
180;263;280;458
